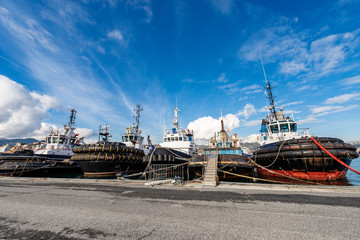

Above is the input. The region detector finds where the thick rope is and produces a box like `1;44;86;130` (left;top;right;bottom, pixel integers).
218;169;294;184
310;137;360;175
251;152;319;185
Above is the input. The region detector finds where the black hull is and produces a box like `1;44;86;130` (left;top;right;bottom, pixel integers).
75;160;147;175
253;137;359;181
0;160;83;178
143;147;192;164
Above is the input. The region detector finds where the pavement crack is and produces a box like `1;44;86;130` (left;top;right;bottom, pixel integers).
137;228;156;240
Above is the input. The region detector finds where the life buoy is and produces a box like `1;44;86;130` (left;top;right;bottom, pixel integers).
136;140;139;144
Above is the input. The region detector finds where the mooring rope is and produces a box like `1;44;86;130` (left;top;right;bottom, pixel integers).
310;137;360;175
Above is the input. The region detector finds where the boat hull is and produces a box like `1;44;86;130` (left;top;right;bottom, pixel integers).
75;160;146;176
253;137;359;181
0;160;83;177
189;154;255;181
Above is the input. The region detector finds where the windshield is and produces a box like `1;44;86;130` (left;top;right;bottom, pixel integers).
280;124;289;132
270;124;279;133
290;123;297;132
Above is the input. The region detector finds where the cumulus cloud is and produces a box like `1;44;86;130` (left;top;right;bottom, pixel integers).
324;93;360;104
0;75;60;138
187;114;240;141
241;134;260;143
74;128;95;139
107;29;124;42
237;103;256;120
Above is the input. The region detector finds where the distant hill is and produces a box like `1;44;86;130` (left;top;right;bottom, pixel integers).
0;138;40;145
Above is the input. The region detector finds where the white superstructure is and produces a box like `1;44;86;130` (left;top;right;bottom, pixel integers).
121;104;152;154
160;106;197;156
32;109;84;157
259;82;309;145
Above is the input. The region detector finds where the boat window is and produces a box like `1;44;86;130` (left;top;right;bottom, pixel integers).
290;123;297;132
70;139;75;145
129;136;133;141
280;124;289;132
171;137;174;141
122;136;128;142
270;124;279;133
179;137;182;141
175;137;178;141
59;138;65;144
47;138;51;144
52;137;58;143
164;138;167;142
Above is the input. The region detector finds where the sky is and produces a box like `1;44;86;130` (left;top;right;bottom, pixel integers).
0;0;360;144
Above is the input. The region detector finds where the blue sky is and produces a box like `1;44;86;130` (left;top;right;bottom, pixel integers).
0;0;360;143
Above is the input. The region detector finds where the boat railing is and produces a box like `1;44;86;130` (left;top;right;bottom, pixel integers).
298;128;310;136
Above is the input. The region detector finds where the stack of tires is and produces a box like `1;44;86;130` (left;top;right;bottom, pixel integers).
143;147;191;164
71;142;145;175
253;137;359;180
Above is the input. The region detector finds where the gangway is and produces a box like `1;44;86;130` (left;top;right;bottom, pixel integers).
202;151;218;187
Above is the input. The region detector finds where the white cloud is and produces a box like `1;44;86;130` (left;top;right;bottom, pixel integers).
209;0;233;14
287;101;304;106
237;103;256;120
340;75;360;85
107;29;124;42
325;93;360;104
217;72;228;83
237;20;360;77
74;128;95;139
297;116;321;124
126;0;153;23
280;61;307;75
187;114;240;140
218;82;240;95
242;134;261;143
0;75;60;138
310;105;359;116
242;119;261;127
240;84;262;91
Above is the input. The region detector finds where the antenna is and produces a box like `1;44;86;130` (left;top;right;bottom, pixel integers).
260;52;268;84
285;94;296;121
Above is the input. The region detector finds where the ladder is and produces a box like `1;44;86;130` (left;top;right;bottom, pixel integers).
202;151;218;187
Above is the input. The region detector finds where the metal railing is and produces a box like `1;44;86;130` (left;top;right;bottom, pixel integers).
148;164;185;184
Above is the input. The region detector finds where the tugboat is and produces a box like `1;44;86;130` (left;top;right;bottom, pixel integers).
189;114;254;181
159;106;197;156
0;109;84;177
253;82;359;181
121;104;153;155
71;105;148;177
71;125;146;177
32;109;84;160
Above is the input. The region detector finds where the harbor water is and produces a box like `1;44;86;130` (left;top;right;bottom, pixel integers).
346;157;360;185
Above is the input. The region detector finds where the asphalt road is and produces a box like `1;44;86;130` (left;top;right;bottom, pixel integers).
0;178;359;240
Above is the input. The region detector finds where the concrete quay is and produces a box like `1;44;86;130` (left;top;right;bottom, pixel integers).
0;177;359;240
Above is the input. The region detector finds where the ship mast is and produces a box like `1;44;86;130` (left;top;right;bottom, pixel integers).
133;104;143;134
173;107;180;130
68;109;77;128
265;82;277;120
